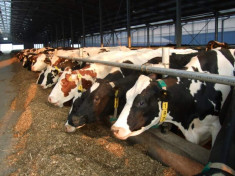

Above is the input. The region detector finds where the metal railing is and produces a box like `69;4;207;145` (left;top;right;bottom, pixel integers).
58;55;235;86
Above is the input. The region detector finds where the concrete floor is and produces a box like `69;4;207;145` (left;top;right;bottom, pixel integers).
0;54;21;175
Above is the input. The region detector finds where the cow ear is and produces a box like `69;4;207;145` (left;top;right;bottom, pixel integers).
44;58;51;64
148;73;158;80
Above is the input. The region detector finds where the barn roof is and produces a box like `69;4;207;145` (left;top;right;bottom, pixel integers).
1;0;235;43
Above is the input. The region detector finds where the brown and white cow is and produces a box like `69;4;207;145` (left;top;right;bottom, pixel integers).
48;50;148;107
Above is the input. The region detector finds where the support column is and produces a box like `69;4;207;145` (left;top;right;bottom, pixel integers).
61;19;65;47
221;17;229;42
175;0;182;47
112;30;115;46
99;0;104;47
82;6;86;47
70;15;74;47
55;24;58;48
147;24;150;47
126;0;131;48
215;12;219;41
91;33;94;46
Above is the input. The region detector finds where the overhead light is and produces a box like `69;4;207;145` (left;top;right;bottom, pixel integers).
3;37;8;40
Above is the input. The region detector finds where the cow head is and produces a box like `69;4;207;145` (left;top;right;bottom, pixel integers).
31;54;48;71
67;80;116;130
37;65;61;89
48;66;96;107
111;75;171;140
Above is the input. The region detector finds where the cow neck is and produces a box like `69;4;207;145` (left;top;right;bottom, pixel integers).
152;79;168;128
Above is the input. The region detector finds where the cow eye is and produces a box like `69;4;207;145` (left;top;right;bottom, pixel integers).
138;101;145;107
94;96;99;102
93;96;100;104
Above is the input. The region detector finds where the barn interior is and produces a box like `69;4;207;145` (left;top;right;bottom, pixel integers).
0;0;235;49
0;1;235;176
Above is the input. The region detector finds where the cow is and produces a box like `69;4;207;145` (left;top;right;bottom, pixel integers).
37;58;86;89
21;47;55;71
36;46;131;89
31;48;82;72
111;49;234;146
64;49;199;132
48;49;153;107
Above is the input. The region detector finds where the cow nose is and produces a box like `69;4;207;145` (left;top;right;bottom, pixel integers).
111;126;129;140
48;96;52;103
48;96;53;103
111;126;120;135
65;125;76;133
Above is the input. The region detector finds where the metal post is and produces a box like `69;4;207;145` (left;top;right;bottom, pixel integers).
55;24;58;48
70;14;74;47
175;0;182;47
91;33;94;46
127;0;131;48
99;0;104;47
221;19;224;42
147;24;150;47
221;17;229;42
215;12;219;41
82;6;86;47
112;30;115;46
162;48;169;69
61;19;65;47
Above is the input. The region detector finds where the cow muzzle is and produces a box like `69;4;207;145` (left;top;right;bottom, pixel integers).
72;115;87;128
111;126;130;140
48;96;62;107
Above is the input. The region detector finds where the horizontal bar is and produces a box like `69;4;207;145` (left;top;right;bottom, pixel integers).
58;56;235;86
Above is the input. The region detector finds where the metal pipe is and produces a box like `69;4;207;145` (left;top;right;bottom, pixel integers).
58;56;235;86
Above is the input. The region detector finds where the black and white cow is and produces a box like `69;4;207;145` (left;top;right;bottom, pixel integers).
65;49;199;132
196;87;235;176
111;49;235;145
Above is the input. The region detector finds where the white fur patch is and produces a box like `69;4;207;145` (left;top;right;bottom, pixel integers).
90;82;100;93
109;82;115;88
113;75;151;130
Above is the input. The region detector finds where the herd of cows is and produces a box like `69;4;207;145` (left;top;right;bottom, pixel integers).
15;45;235;175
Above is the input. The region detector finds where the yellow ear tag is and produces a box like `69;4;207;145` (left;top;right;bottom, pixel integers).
78;84;83;92
160;102;168;122
68;76;73;82
114;90;119;108
54;66;60;73
77;74;82;79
